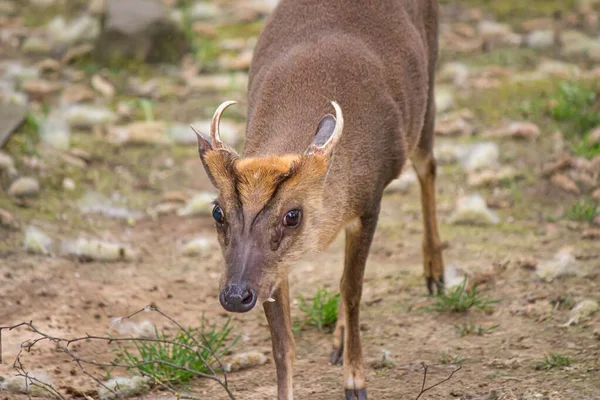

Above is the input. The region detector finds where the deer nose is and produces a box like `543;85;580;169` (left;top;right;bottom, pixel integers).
219;283;257;313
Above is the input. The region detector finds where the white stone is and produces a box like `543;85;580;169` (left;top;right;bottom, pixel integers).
461;142;499;172
563;299;599;326
23;226;53;255
61;238;137;262
98;376;151;400
177;191;217;217
8;176;40;197
448;194;500;226
181;236;214;256
536;248;581;282
65;105;116;128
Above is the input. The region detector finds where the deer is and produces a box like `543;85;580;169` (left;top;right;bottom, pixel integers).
191;0;443;399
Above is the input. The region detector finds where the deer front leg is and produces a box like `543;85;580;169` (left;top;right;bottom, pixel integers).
264;278;294;400
412;149;445;294
340;213;379;400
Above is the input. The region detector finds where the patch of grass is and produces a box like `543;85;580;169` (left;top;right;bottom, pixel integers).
565;199;600;222
455;323;499;337
423;278;498;313
536;353;572;370
114;317;238;384
440;352;464;365
549;80;600;139
550;296;575;311
297;288;340;332
459;47;540;69
441;0;580;23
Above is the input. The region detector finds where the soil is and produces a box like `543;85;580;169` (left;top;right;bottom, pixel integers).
1;1;600;400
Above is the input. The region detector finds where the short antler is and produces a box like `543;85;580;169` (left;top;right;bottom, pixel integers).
210;100;237;149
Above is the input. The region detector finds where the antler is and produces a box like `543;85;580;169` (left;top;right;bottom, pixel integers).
210;100;237;149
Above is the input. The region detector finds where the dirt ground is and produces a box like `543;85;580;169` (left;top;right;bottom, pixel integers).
1;1;600;399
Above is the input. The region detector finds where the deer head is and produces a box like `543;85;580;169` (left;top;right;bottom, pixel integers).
192;101;344;313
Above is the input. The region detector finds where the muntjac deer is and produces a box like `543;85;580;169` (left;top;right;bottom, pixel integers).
192;0;443;398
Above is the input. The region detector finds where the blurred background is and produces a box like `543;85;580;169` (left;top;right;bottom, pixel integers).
0;1;599;399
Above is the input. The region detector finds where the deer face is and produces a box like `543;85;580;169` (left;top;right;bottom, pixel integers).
193;101;343;313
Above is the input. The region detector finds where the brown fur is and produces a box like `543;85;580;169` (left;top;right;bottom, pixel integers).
194;1;443;399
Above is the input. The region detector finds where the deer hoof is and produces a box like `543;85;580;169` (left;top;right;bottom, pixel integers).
329;346;343;365
426;276;444;295
345;389;367;400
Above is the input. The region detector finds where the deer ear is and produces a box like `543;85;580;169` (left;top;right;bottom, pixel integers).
305;102;344;158
192;125;221;187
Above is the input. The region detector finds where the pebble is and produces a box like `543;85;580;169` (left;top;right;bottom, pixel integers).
46;15;101;48
526;30;554;49
223;351;268;372
550;173;580;194
65;105;117;128
0;208;19;230
384;169;417;194
563;299;599;326
181;236;215;256
467;166;522;187
61;237;137;262
461;142;500;172
111;320;156;338
8;176;40;197
23;226;53;255
435;86;454;113
1;370;54;397
448;194;500;225
98;376;151;400
0;151;17;177
177;191;218;217
41;110;70;150
62;177;76;191
536;247;580;282
108;121;171;146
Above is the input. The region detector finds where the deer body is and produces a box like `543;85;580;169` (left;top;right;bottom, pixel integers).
193;1;443;399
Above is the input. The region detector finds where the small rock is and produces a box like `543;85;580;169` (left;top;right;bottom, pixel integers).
2;371;54;397
478;20;513;39
22;79;61;96
467;166;522;187
181;236;214;256
434;143;470;164
0;151;17;177
563;299;599;326
111;320;156;338
91;74;116;98
384;169;417;194
65;105;116;128
223;351;268;373
437;62;470;86
78;191;142;220
517;257;539;270
482;122;540;140
8;176;40;197
536;247;580;282
550;173;580;194
435;86;454;113
23;226;53;255
461;142;499;172
0;208;19;230
444;263;467;289
177;191;217;217
21;36;52;54
189;1;222;21
526;30;554;49
41;110;70;150
97;376;151;400
62;84;96;103
435;115;474;136
108;121;171;145
62;177;76;191
448;194;500;225
47;15;101;48
61;237;137;262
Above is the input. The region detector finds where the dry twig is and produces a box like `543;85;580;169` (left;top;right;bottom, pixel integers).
0;305;236;400
414;362;462;400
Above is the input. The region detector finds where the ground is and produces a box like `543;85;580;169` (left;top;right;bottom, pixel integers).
1;1;599;400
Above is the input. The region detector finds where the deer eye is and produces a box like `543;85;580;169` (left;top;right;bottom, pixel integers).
282;209;301;228
212;205;224;224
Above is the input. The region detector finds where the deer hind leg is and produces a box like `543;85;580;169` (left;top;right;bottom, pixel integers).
411;88;445;294
330;300;345;365
263;278;294;400
336;213;379;400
